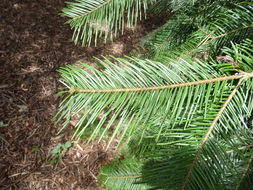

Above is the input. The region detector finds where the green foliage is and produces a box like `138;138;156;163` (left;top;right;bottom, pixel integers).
31;145;40;152
56;39;253;189
145;1;253;59
138;78;253;189
50;141;72;164
56;54;236;147
58;1;253;189
62;0;156;46
99;156;149;190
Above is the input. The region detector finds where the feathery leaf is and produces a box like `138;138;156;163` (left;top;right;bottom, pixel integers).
62;0;155;46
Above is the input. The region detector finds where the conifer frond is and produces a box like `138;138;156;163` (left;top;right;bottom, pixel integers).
61;0;155;46
57;0;253;187
99;157;149;190
140;80;253;190
136;41;253;190
146;2;253;58
56;40;253;153
54;40;253;189
235;155;253;190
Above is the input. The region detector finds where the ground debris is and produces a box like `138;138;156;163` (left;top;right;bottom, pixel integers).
0;0;162;189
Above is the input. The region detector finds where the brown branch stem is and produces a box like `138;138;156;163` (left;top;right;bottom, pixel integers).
226;144;253;154
212;24;253;40
70;72;253;94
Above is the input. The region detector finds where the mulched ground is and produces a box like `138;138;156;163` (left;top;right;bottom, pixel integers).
0;0;164;189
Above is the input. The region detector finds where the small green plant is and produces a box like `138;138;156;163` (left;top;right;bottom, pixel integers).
31;145;40;152
50;141;72;164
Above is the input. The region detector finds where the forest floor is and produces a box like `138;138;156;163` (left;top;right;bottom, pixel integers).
0;0;164;189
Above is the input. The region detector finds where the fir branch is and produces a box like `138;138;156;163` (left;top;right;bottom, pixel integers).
70;73;247;93
235;155;253;190
181;78;244;190
71;0;113;20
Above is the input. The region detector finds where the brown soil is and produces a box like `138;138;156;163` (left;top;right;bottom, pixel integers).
0;0;163;189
